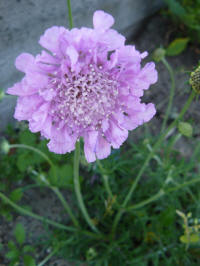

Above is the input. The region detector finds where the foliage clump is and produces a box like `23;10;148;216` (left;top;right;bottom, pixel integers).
164;0;200;44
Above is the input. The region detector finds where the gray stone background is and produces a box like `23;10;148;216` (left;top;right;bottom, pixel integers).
0;0;163;130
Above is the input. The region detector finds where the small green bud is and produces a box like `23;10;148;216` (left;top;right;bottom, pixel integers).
1;139;10;154
178;122;193;137
189;66;200;93
86;247;97;261
0;90;5;101
152;48;166;62
143;138;150;145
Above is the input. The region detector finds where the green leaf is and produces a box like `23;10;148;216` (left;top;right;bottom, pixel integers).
19;130;37;145
9;262;20;266
178;122;193;137
10;188;23;202
14;223;26;245
23;255;36;266
7;241;17;251
166;38;189;56
180;233;200;243
17;153;33;172
165;0;186;17
1;208;13;222
23;245;35;253
5;250;19;260
48;164;73;188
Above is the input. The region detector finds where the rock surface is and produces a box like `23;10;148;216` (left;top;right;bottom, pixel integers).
0;0;163;130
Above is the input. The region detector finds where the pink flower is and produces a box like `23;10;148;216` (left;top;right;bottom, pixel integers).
7;10;157;162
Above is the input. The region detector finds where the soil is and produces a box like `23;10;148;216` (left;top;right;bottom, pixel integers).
0;13;200;265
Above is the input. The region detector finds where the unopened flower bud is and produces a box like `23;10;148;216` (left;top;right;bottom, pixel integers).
189;66;200;93
86;247;97;261
152;48;166;62
1;139;10;154
0;90;5;101
178;122;193;137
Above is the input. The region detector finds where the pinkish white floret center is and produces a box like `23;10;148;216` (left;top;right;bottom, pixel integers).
47;64;119;133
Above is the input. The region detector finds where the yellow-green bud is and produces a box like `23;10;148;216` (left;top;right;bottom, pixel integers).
178;122;193;138
189;66;200;93
0;90;5;101
152;48;166;62
1;140;10;154
86;248;97;261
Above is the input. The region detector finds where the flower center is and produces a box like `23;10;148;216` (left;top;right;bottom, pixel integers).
49;64;119;133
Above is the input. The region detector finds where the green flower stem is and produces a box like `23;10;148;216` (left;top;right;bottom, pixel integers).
9;144;79;228
161;57;175;132
127;176;200;211
51;187;79;227
112;91;195;235
165;133;181;160
67;0;73;29
0;191;75;232
123;91;195;207
126;190;165;211
0;191;102;240
167;177;200;193
9;144;54;167
97;160;113;199
38;237;73;266
74;141;100;233
38;247;60;266
22;184;44;191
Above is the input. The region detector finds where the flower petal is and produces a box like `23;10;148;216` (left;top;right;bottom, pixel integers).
83;131;98;162
39;26;68;54
105;121;128;149
48;126;77;154
7;78;38;96
93;10;114;31
41;116;53;139
131;62;158;93
66;46;79;68
15;53;35;73
84;145;96;163
96;135;111;160
14;95;43;121
29;102;49;132
141;103;156;122
99;29;125;50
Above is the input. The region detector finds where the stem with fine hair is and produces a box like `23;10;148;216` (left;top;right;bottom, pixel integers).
9;144;54;168
38;238;74;266
67;0;73;29
0;191;102;239
0;191;75;232
51;187;79;227
38;247;60;266
112;91;195;236
96;160;113;199
73;141;100;233
9;144;79;228
161;57;175;132
126;176;200;211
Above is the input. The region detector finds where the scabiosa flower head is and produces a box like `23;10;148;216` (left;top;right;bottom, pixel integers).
7;10;157;162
